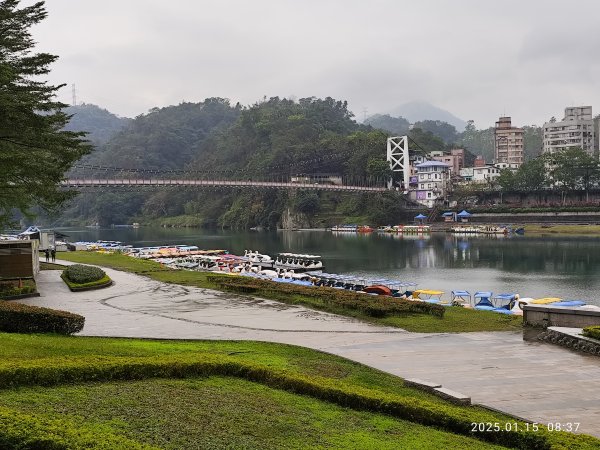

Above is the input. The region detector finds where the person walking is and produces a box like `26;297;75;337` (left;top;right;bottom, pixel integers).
44;249;50;262
50;247;56;262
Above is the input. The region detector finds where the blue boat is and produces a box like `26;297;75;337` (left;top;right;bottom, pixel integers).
473;291;495;310
491;293;519;315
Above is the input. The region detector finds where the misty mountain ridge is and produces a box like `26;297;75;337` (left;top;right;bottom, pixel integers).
386;101;467;131
63;103;131;145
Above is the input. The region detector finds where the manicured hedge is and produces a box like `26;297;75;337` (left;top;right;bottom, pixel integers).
0;302;84;334
582;326;600;341
63;264;106;284
207;274;445;318
0;406;156;449
61;273;112;291
0;355;596;449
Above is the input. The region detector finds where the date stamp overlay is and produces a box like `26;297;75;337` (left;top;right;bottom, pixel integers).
471;422;581;433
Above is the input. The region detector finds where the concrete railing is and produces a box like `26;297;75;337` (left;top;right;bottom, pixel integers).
523;304;600;328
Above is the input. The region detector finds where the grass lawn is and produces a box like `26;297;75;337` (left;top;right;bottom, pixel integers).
40;261;67;270
0;377;504;450
1;333;597;449
57;251;522;333
523;224;600;235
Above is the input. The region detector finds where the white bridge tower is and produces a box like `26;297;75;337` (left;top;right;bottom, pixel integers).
386;136;410;190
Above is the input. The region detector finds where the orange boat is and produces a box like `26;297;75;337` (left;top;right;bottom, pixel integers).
357;225;373;233
364;285;392;296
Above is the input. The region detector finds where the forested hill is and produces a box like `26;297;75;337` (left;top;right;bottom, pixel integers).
58;97;410;228
63;104;130;145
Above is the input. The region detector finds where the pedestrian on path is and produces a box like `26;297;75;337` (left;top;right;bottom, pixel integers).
44;249;49;262
51;248;56;262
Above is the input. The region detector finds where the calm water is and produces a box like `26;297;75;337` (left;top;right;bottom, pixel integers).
57;227;600;305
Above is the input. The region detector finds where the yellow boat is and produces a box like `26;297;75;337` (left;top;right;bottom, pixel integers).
530;297;562;305
411;290;445;303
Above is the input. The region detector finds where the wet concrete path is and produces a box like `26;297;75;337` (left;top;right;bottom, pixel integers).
23;265;600;437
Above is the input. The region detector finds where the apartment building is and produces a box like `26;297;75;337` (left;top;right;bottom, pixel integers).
494;116;524;166
543;106;596;156
414;161;450;208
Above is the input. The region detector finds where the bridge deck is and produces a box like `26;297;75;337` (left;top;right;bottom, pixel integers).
62;179;389;192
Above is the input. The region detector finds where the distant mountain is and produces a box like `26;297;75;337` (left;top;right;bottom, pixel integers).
387;101;467;131
364;114;410;135
63;103;131;145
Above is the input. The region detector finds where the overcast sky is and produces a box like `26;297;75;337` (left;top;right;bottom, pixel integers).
30;0;600;128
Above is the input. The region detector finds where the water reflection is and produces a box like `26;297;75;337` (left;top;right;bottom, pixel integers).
57;227;600;304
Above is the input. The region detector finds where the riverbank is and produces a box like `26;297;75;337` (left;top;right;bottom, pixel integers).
522;224;600;235
57;252;522;333
16;267;600;440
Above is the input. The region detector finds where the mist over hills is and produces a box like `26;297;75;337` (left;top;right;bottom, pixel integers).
63;104;131;145
386;101;467;131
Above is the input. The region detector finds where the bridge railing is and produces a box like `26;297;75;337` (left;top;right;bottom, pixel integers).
61;178;389;192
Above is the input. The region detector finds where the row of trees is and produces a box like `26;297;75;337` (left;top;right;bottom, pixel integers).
496;148;600;192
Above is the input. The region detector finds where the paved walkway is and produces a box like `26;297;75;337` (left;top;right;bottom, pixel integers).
21;266;600;437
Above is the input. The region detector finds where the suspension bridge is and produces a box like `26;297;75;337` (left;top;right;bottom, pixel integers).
61;178;389;192
62;136;421;194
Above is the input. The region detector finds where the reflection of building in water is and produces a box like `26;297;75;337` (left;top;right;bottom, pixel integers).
410;245;437;268
387;233;430;241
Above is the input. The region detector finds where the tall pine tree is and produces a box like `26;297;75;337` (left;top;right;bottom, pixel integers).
0;0;90;227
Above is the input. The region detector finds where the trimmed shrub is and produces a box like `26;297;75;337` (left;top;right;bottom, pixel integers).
582;326;600;341
0;302;84;334
61;273;112;291
207;274;444;318
63;264;106;284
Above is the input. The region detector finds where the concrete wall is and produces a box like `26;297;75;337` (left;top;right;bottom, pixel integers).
478;189;600;207
470;211;600;224
523;304;600;328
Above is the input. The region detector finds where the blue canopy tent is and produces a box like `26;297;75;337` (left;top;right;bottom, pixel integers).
414;213;427;224
457;210;472;223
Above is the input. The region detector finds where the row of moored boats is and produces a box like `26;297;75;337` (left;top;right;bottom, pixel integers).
73;240;596;315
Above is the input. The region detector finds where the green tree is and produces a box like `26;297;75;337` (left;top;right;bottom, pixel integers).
514;157;547;190
408;127;445;154
366;157;392;180
0;0;90;227
496;169;517;191
412;120;457;144
549;148;600;191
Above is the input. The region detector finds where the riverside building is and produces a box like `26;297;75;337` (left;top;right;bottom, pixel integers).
413;161;450;208
494;116;524;166
543;106;596;156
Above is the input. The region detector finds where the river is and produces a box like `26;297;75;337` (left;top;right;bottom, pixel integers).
57;226;600;306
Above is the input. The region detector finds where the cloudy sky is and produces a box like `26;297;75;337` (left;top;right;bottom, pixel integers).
31;0;600;128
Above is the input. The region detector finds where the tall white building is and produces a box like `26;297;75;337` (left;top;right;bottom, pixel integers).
543;106;596;156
